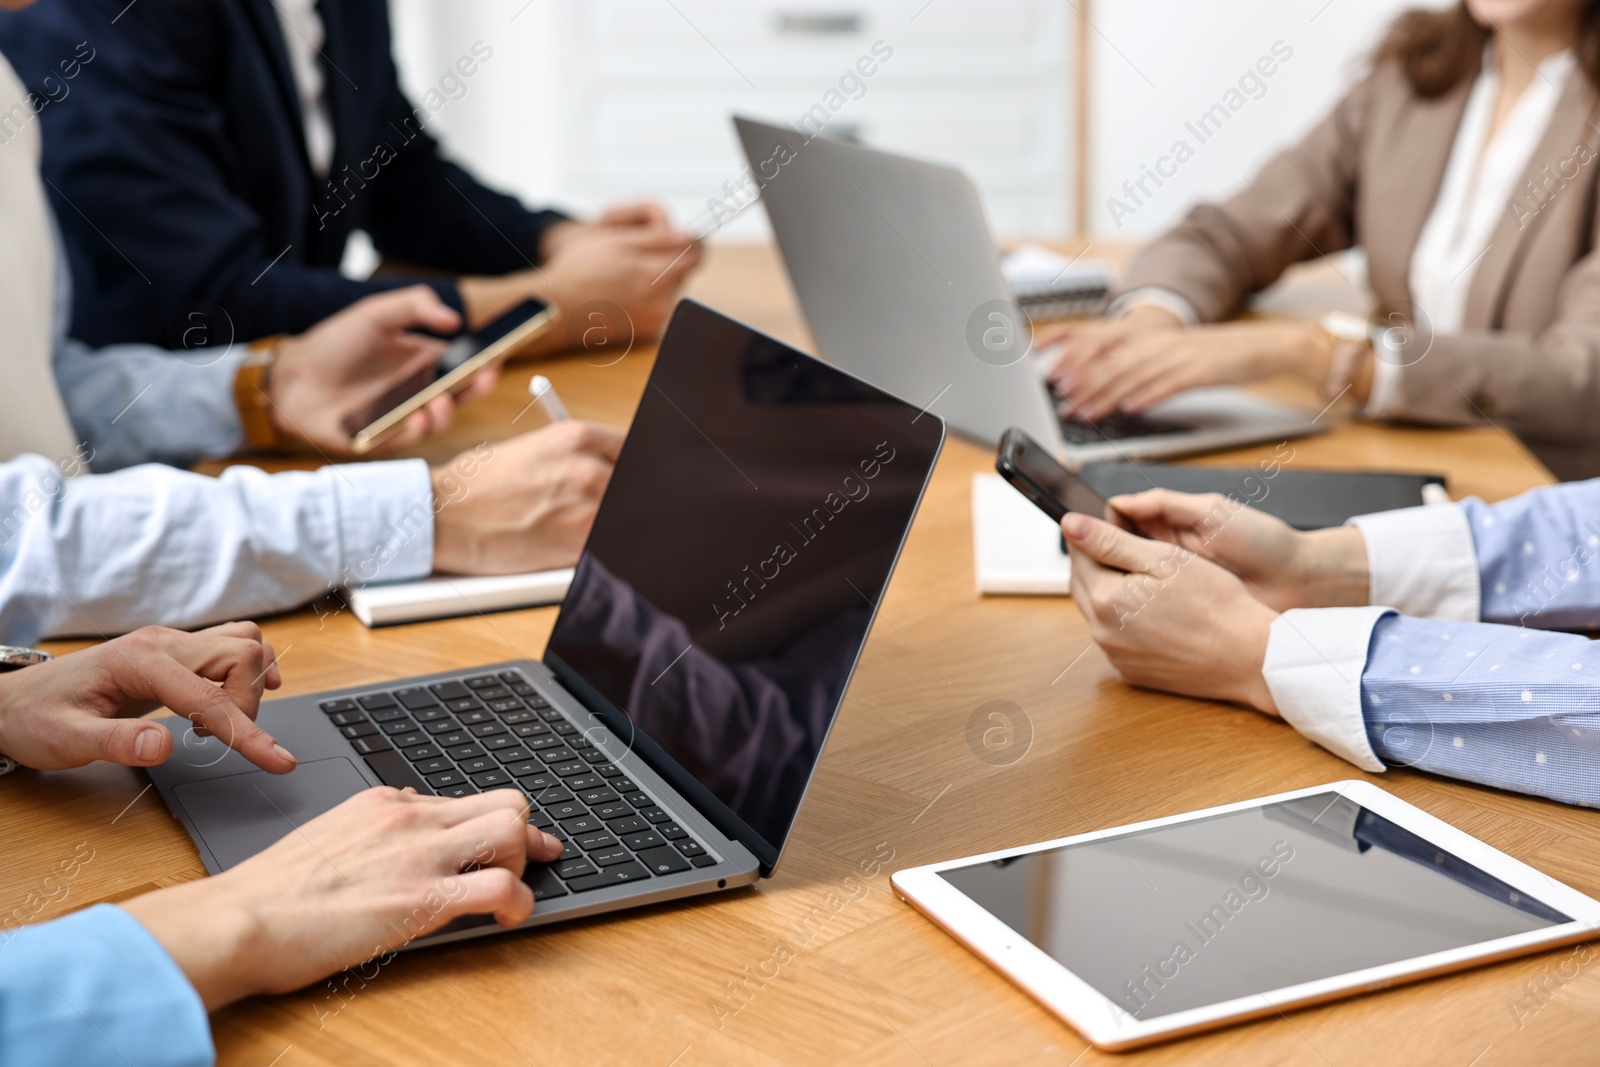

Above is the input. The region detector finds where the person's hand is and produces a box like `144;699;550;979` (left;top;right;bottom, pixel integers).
430;420;626;574
532;221;701;342
462;210;700;350
0;623;293;773
1048;316;1330;422
1105;489;1371;611
269;286;496;455
120;786;564;1010
1063;511;1280;714
1038;304;1183;413
538;200;677;260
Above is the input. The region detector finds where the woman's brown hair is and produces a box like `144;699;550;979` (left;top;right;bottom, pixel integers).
1376;1;1600;96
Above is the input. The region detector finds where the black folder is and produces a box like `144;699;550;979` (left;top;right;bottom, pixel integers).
1078;464;1447;531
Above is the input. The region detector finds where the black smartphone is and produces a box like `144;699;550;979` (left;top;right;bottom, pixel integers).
995;426;1111;523
347;298;560;454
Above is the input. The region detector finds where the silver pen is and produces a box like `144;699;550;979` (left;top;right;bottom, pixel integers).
528;374;571;423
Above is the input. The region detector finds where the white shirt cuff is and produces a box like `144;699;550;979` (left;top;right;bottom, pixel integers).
1348;504;1479;621
331;459;436;586
1262;607;1392;773
1105;287;1201;326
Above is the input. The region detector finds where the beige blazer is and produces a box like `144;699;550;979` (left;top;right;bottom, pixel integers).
1118;56;1600;481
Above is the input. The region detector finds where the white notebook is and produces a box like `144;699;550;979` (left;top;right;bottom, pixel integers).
971;473;1072;596
341;568;574;627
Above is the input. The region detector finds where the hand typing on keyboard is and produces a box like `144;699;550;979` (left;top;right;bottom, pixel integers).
1055;407;1187;444
119;785;562;1010
330;669;722;899
1040;306;1338;421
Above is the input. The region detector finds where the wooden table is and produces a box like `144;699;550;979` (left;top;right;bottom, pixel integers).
7;245;1590;1067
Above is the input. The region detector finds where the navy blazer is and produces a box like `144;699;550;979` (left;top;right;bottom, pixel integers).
0;0;566;348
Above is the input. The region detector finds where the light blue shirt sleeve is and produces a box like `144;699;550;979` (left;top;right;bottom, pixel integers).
0;903;213;1067
45;207;247;474
1270;479;1600;804
1363;611;1600;808
0;453;435;644
53;336;245;475
1459;479;1600;630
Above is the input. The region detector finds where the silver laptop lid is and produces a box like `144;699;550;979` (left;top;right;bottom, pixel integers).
734;115;1062;451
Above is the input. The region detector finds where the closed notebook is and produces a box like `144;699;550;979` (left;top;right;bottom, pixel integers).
972;474;1073;595
341;569;573;627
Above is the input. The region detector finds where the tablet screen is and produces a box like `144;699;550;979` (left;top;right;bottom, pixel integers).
937;792;1569;1020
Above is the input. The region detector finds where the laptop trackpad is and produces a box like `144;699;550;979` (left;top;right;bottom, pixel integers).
174;757;369;870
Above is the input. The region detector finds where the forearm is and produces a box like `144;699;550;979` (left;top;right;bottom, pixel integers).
0;457;434;644
456;270;549;331
52;337;245;472
1116;155;1355;323
1103;289;1198;326
1362;613;1600;807
0;904;214;1066
1265;605;1600;807
1459;482;1600;627
120;876;265;1012
1290;526;1370;609
1352;478;1600;629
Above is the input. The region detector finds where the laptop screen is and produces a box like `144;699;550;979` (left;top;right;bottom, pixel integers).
544;300;943;869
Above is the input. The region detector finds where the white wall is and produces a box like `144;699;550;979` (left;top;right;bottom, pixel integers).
1085;0;1437;238
387;0;1071;240
388;1;1446;244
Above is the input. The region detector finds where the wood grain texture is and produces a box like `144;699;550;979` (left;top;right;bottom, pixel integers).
8;244;1592;1067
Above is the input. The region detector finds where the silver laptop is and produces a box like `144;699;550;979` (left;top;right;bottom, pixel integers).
734;116;1323;467
146;300;944;947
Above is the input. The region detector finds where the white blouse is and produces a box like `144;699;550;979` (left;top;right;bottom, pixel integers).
1368;47;1576;413
1115;47;1577;415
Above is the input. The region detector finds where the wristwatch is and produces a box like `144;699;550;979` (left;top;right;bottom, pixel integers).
1317;311;1374;401
0;644;52;776
234;335;287;451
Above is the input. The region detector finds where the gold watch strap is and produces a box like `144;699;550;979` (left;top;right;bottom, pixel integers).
235;336;286;451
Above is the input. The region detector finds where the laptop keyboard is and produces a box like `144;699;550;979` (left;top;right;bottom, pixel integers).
1048;384;1188;444
1057;409;1187;444
319;669;719;899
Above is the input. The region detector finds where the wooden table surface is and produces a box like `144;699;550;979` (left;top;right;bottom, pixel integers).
8;245;1591;1067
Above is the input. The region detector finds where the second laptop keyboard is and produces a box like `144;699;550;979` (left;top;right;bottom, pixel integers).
1057;409;1186;444
318;669;718;900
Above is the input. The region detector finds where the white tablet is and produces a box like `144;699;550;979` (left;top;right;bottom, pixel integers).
893;780;1600;1050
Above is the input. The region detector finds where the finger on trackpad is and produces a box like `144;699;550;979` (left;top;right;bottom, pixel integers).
173;757;368;870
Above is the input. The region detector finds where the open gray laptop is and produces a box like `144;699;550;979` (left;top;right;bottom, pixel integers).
147;300;944;946
734;115;1323;467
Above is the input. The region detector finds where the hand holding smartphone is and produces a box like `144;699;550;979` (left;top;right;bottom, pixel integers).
996;426;1128;527
347;299;560;454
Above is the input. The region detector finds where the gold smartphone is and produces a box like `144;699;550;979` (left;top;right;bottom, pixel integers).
348;299;560;455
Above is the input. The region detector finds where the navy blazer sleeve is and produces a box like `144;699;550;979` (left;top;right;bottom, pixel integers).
352;17;566;278
0;0;567;348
